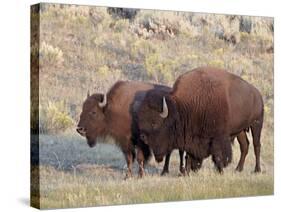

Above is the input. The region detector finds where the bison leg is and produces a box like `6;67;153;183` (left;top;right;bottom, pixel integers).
136;147;145;178
251;118;263;173
124;151;133;179
179;150;186;175
211;136;232;173
161;151;171;176
184;154;192;175
235;131;249;172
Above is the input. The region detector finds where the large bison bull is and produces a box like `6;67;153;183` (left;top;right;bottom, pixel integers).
137;67;264;173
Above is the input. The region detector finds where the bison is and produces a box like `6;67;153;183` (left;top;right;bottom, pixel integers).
77;81;187;178
137;67;264;173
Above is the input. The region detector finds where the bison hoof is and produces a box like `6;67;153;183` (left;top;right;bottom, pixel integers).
254;167;261;173
179;166;186;175
124;172;132;180
178;172;186;177
218;169;224;174
178;169;187;177
215;166;224;174
161;170;169;176
235;166;243;172
138;171;145;178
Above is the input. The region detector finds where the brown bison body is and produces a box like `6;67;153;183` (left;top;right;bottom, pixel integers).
137;67;264;173
77;80;184;177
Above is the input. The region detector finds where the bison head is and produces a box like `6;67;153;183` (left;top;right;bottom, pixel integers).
137;90;177;162
77;93;107;147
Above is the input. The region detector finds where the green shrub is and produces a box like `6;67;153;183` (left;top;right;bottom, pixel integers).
39;42;64;68
132;10;193;40
145;53;176;83
39;101;74;134
208;59;225;68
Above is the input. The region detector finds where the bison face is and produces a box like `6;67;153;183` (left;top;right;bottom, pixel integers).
137;90;176;163
77;93;107;147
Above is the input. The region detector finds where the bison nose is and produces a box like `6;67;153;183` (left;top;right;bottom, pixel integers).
76;127;86;136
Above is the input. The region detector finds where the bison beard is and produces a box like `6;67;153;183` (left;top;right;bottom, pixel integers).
210;136;233;172
182;135;233;173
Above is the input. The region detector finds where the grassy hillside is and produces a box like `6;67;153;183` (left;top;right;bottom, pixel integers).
33;3;273;133
30;3;274;209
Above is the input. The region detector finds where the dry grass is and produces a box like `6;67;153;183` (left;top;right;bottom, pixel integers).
39;166;273;209
36;127;273;209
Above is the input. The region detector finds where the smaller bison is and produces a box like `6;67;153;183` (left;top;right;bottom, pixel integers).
77;81;185;178
137;67;264;173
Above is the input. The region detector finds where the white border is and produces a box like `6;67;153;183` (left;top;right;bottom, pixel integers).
0;0;279;211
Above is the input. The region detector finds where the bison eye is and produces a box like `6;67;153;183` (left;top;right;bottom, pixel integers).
140;133;148;144
90;111;96;116
151;122;157;129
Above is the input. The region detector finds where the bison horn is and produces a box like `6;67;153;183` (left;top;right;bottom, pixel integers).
87;90;90;98
160;97;168;118
98;93;107;108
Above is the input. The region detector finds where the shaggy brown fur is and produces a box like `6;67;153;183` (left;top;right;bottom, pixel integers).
77;81;184;178
137;67;264;173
